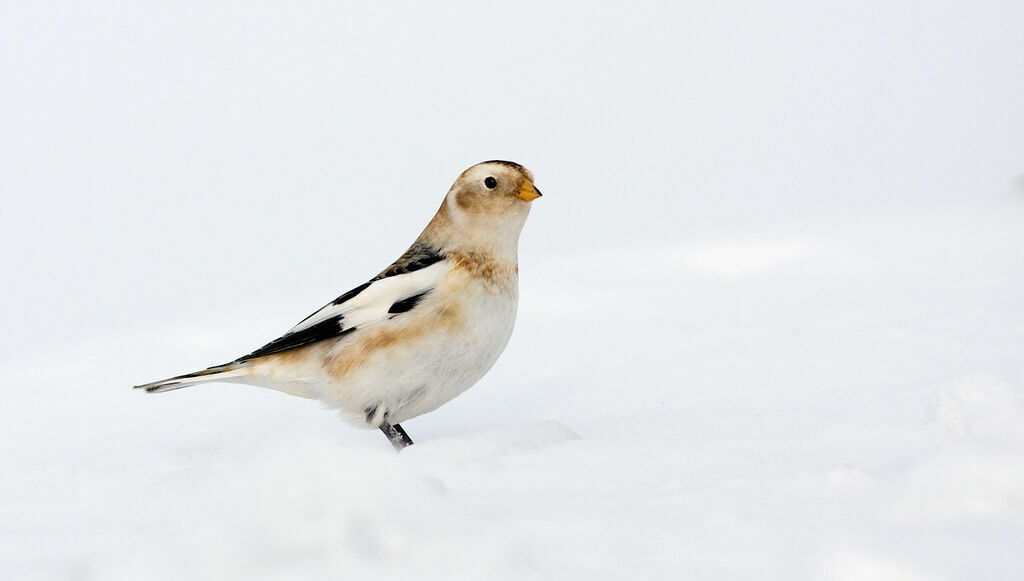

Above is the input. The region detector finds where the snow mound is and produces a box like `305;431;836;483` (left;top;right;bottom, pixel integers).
821;548;946;581
888;375;1024;523
928;374;1024;438
405;421;580;465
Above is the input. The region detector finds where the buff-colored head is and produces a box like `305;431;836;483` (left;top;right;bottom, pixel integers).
423;160;541;258
451;160;541;208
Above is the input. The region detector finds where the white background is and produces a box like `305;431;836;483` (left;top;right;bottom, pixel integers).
2;2;1023;579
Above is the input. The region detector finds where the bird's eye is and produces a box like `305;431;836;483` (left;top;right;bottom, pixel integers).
484;176;497;189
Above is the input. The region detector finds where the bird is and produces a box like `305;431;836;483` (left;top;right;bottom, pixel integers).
135;160;541;451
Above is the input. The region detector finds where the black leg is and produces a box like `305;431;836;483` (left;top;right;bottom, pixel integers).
380;423;414;452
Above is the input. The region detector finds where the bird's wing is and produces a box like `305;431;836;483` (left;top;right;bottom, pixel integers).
237;255;447;361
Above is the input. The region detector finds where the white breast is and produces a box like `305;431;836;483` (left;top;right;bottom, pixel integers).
327;269;518;426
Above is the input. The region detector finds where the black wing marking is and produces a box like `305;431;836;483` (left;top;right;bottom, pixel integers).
331;281;371;305
374;242;444;280
239;316;355;360
289;243;442;327
388;290;432;314
285;282;372;331
237;242;445;361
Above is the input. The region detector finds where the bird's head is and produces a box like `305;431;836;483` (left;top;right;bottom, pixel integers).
450;160;541;212
429;160;542;258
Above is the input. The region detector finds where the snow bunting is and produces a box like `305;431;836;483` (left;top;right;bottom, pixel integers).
135;160;541;450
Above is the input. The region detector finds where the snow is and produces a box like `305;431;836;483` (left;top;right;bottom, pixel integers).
3;1;1024;579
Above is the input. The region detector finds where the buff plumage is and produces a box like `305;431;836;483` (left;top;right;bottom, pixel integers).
135;160;541;450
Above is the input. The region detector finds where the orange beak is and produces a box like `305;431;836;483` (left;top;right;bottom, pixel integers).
515;179;542;202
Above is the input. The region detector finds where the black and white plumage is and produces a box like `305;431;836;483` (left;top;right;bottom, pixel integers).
135;161;542;450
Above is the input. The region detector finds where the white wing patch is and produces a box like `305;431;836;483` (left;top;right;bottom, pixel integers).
285;261;448;336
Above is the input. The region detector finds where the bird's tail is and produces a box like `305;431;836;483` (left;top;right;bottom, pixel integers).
134;362;250;393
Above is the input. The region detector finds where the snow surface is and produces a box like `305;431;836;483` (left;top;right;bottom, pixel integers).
2;2;1024;580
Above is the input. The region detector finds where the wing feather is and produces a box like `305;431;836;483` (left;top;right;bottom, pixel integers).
237;259;447;361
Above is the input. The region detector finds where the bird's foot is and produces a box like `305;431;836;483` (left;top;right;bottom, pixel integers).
380;423;414;452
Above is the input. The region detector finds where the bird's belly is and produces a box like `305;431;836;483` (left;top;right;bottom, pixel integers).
325;283;518;426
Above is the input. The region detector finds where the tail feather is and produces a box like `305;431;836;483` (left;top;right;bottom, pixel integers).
134;362;250;393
